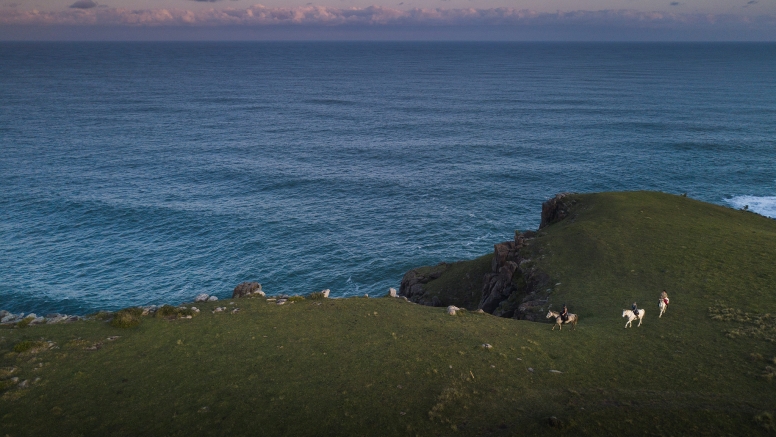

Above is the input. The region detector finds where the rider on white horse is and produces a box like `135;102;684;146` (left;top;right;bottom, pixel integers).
560;304;569;322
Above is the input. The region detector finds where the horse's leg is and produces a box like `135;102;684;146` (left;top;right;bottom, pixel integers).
637;316;642;327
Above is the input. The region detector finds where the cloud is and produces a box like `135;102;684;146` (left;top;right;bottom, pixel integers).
1;5;774;30
4;2;19;7
670;2;680;5
747;0;758;4
69;0;96;8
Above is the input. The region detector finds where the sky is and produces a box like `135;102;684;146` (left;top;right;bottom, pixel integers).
0;0;774;40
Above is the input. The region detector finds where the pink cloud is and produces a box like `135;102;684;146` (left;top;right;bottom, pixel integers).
0;5;773;28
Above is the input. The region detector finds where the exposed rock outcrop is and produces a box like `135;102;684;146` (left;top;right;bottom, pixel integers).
399;263;448;306
233;282;264;298
399;193;575;322
540;192;575;229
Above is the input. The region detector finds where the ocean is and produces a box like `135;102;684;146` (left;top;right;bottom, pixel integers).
1;42;775;315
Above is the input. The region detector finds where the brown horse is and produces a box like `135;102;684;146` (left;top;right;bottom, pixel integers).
546;310;578;331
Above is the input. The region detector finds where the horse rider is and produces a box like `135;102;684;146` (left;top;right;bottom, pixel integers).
632;302;639;316
560;304;569;322
660;290;669;305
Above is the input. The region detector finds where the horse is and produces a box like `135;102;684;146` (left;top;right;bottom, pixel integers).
658;297;669;318
622;308;645;328
546;310;578;331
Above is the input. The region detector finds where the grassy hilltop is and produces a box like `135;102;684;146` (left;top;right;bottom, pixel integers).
1;191;775;436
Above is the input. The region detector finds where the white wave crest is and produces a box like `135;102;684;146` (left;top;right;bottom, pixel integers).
726;195;776;219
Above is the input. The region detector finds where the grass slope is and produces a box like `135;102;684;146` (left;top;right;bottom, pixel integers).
1;191;775;436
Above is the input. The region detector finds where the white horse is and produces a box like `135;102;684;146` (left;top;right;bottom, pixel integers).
658;297;669;318
622;308;645;328
546;310;578;331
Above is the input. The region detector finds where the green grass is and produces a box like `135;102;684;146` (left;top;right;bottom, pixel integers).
1;191;775;436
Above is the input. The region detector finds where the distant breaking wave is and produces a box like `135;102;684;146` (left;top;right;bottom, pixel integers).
726;196;776;219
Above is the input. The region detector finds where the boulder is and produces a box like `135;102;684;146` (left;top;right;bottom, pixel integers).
1;313;20;324
194;293;210;302
447;305;459;316
388;288;397;298
207;296;218;302
321;289;330;298
233;282;263;298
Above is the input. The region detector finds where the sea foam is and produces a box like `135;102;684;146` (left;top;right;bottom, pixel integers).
726;196;776;219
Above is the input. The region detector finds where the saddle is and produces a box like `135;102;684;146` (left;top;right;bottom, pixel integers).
633;309;639;316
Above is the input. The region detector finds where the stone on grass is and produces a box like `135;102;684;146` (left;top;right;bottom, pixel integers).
194;293;210;303
231;308;240;314
207;296;218;302
549;370;562;374
233;282;263;298
447;306;460;316
212;307;224;313
388;288;397;298
321;289;330;298
482;343;492;350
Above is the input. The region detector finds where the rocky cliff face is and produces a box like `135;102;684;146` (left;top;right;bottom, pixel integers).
399;263;448;307
400;193;575;321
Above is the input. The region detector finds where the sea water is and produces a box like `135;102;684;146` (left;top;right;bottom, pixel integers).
1;42;775;314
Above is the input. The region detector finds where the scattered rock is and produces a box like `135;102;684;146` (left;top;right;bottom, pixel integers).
18;380;28;388
106;336;120;341
231;308;240;314
194;293;210;302
1;312;23;324
549;370;562;374
474;309;485;314
233;282;263;298
388;288;397;298
447;305;460;316
212;307;225;313
207;296;218;302
140;306;156;316
277;301;286;306
321;289;330;298
45;314;70;324
547;416;562;428
528;367;534;372
364;294;369;298
482;343;492;350
190;307;200;313
85;343;103;351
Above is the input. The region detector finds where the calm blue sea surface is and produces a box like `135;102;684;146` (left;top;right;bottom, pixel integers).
1;42;775;314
